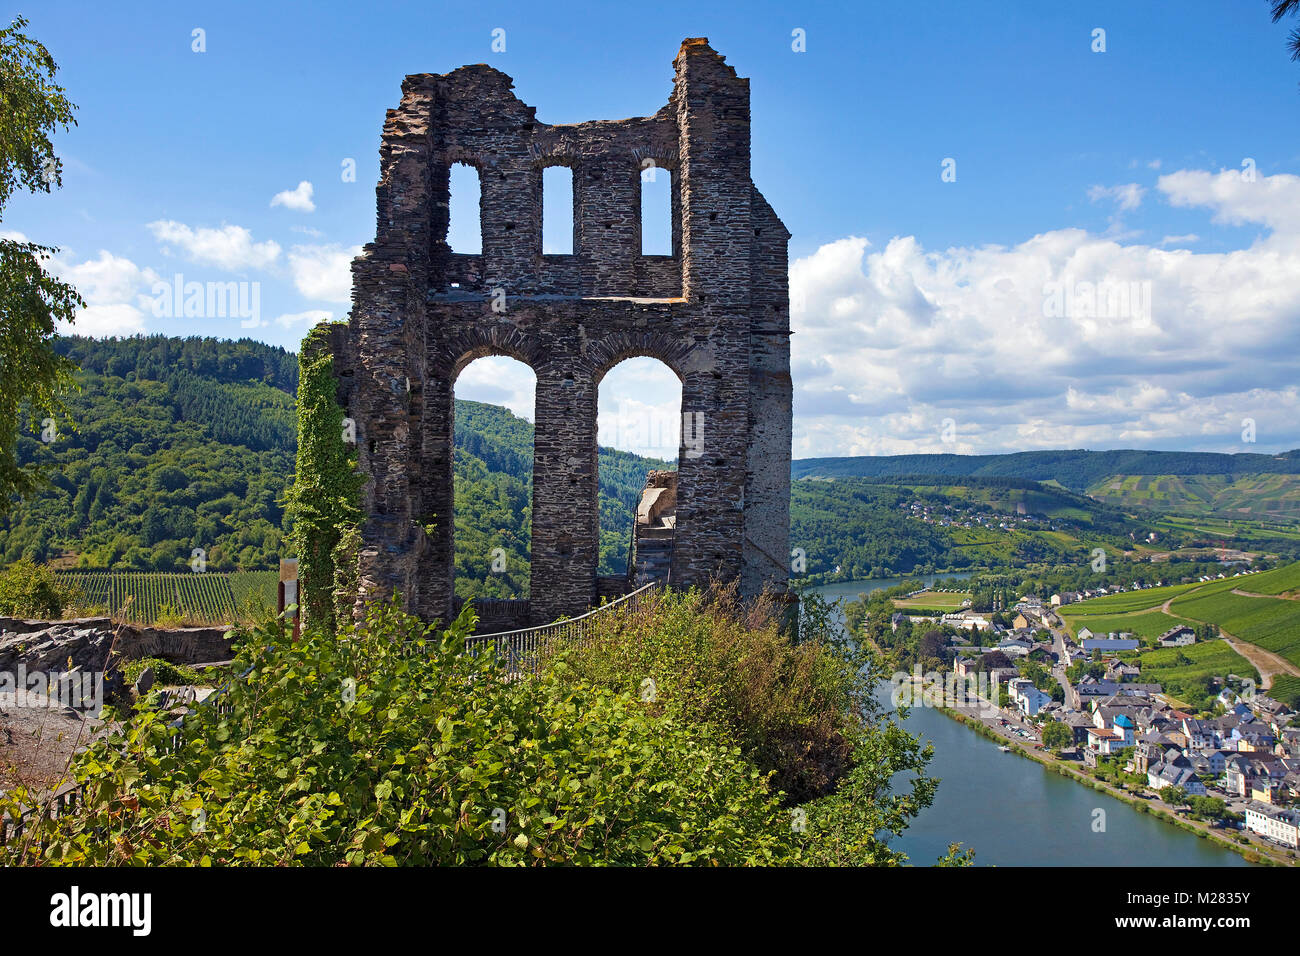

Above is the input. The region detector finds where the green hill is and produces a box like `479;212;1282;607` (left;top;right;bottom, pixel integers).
8;336;1298;606
1086;472;1300;522
788;474;1162;583
0;336;669;600
793;449;1300;496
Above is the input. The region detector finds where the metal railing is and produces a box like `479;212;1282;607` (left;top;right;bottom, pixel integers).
464;581;660;676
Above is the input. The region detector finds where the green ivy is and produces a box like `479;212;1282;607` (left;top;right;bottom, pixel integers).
284;326;362;631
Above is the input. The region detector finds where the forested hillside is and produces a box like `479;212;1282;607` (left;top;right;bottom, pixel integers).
450;399;673;599
788;475;1161;582
6;336;1295;598
794;448;1300;493
0;336;297;570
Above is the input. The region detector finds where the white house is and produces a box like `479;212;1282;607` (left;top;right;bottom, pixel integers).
1008;678;1052;717
1147;760;1207;796
1157;625;1196;648
997;637;1034;658
1244;804;1300;849
1003;681;1055;717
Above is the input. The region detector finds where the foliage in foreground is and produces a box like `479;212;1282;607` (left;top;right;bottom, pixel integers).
0;557;78;617
553;585;951;864
0;17;83;514
1;588;960;866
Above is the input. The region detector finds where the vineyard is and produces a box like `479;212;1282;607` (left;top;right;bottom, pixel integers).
55;570;278;625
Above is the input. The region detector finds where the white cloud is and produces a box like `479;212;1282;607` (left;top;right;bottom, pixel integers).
1159;167;1300;232
288;243;361;303
1088;182;1146;211
789;168;1300;458
271;181;316;213
455;356;536;423
147;220;281;271
598;359;682;458
48;249;160;336
273;309;333;328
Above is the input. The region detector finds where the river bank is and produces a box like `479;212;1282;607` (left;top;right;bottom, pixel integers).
813;578;1258;867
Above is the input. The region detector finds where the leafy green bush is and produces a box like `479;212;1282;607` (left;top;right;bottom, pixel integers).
553;586;958;865
1;597;807;865
0;558;76;617
119;657;203;688
555;585;863;802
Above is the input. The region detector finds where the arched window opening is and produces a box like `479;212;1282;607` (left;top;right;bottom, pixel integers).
639;161;672;255
542;165;574;255
453;356;536;600
596;357;681;579
448;162;482;254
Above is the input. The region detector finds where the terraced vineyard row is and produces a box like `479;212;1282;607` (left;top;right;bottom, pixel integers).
1170;583;1300;669
55;570;278;625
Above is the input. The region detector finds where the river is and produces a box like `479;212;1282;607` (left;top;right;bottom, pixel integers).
812;575;1251;867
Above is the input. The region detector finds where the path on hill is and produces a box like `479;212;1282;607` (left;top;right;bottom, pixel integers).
1151;584;1298;690
1220;634;1300;691
1232;587;1299;601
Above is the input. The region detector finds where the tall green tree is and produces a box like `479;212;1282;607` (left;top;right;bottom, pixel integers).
0;16;82;514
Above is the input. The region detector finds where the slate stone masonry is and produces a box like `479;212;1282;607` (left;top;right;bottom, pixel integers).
323;38;792;625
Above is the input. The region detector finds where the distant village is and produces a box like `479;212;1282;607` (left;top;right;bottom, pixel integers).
894;573;1300;854
899;497;1058;533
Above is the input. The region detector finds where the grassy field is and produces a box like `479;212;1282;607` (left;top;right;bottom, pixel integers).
1133;639;1259;704
1059;563;1300;669
1268;674;1300;708
1060;583;1196;617
1088;473;1300;523
1059;561;1300;699
893;590;971;610
56;570;277;625
1169;584;1300;668
1062;609;1198;642
1234;562;1300;596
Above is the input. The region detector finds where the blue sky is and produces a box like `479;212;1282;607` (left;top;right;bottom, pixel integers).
6;0;1300;458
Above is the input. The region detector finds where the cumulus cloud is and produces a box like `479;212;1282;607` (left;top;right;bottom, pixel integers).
789;168;1300;458
271;181;315;213
288;243;361;303
148;220;281;270
455;356;536;423
48;249;161;336
598;359;682;459
1159;167;1300;232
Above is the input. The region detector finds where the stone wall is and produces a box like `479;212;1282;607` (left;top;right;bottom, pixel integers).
326;38;792;625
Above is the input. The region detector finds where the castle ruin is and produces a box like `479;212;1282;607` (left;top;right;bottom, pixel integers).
321;38;792;625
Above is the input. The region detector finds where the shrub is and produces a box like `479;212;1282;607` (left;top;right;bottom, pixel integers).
0;597;804;866
0;558;76;617
555;585;862;802
119;657;202;688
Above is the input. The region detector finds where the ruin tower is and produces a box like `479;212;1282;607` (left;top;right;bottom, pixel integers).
323;38;792;625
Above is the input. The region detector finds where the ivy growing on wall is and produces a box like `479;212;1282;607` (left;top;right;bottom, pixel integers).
285;325;363;631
